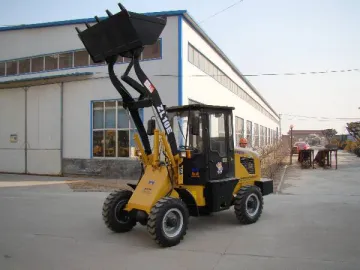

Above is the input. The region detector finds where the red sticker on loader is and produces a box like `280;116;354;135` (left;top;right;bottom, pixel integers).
144;79;155;93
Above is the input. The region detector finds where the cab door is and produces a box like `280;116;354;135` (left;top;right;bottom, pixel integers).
207;111;234;180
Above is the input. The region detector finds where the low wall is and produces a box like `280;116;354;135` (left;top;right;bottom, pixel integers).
62;158;142;179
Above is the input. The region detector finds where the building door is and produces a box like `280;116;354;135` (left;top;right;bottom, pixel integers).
0;88;26;173
26;84;62;175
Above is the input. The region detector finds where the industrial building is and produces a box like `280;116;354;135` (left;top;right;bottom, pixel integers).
0;9;280;178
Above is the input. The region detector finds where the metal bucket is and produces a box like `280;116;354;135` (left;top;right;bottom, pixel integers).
76;3;167;63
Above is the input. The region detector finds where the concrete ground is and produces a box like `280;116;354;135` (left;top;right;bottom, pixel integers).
0;150;359;270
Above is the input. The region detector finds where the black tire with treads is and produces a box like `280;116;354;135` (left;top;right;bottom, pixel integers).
234;185;263;224
102;189;136;233
147;197;189;247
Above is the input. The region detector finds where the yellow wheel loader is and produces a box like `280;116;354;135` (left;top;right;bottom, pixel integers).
76;3;273;247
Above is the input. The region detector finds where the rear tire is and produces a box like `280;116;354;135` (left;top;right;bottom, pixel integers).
102;189;136;233
147;197;189;247
234;185;263;224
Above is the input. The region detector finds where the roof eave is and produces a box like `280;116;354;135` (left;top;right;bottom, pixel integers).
0;10;187;32
0;72;94;89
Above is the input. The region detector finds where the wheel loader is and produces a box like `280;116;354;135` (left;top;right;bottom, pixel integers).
76;3;273;247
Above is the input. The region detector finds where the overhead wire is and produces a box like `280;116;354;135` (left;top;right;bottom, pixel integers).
153;68;360;77
281;113;360;119
198;0;244;24
241;68;360;77
91;67;360;78
280;113;360;122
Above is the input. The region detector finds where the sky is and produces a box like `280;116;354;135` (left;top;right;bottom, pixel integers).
1;0;360;134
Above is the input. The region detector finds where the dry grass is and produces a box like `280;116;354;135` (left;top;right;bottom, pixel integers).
255;140;290;182
66;179;136;192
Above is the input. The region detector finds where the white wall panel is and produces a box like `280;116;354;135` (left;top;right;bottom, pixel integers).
27;150;61;175
26;84;61;174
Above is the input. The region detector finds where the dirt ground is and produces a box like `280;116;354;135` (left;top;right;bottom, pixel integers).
66;178;138;192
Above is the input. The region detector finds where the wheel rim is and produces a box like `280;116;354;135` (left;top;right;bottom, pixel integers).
245;193;260;217
162;208;183;238
114;199;130;224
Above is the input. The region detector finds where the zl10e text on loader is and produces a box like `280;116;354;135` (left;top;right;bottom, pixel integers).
76;3;273;248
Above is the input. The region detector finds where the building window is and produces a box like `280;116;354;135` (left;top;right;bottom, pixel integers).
265;127;268;145
273;129;276;143
59;52;73;69
91;100;142;158
254;123;259;147
260;126;267;146
6;60;17;75
18;59;30;74
246;120;252;147
45;54;58;71
235;116;244;145
0;62;5;76
116;56;124;64
74;50;89;67
32;56;44;72
188;45;194;64
142;39;161;60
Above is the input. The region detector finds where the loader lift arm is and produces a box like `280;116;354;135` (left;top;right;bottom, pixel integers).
75;3;179;158
107;54;152;155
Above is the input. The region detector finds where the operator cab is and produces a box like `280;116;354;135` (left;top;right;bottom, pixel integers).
166;104;235;185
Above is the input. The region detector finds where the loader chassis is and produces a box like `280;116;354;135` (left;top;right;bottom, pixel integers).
76;3;273;248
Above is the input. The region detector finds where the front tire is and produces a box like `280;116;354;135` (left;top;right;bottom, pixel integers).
147;197;189;247
234;185;263;224
102;189;136;233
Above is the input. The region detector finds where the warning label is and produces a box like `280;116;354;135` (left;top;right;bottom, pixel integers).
144;79;155;93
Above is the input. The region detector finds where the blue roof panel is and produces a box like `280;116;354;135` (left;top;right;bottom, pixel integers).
0;10;187;32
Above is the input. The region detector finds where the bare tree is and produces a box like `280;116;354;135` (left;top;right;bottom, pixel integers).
346;122;360;142
322;129;337;144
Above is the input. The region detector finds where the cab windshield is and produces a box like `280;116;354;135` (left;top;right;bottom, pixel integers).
167;110;203;152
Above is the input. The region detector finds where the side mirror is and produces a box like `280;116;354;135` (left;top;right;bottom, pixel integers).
190;116;200;135
147;118;156;135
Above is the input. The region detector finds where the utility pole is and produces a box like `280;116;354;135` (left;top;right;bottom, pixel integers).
290;124;294;165
279;113;282;141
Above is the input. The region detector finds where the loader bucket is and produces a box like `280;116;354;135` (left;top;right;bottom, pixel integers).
76;3;167;63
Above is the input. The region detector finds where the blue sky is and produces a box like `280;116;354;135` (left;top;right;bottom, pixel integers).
1;0;360;134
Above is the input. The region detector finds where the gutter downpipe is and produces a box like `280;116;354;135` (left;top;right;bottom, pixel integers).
60;82;64;176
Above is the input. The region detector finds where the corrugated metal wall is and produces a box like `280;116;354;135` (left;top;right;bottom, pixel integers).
0;83;62;175
26;84;62;174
